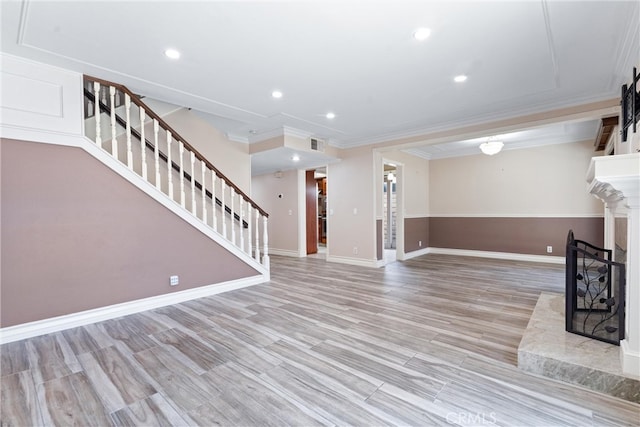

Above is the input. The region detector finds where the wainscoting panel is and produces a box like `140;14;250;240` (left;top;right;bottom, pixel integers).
429;216;604;256
404;217;429;253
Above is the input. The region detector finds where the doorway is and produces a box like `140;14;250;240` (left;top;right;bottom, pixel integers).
383;162;397;263
305;170;318;255
305;167;328;257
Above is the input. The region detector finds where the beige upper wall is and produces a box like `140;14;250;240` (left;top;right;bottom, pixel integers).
251;169;301;254
328;146;375;260
162;109;251;192
429;140;604;216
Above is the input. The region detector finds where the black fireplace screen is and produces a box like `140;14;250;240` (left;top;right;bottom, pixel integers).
565;230;626;345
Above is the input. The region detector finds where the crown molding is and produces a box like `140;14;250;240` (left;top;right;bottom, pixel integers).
247;125;315;144
225;132;249;144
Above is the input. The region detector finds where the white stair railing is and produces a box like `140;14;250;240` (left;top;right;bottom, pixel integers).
83;76;269;269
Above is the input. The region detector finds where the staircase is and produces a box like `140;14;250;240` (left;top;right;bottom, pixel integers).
83;75;269;274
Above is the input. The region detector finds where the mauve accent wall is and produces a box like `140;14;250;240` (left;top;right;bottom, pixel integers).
429;217;604;256
405;217;429;253
1;139;258;327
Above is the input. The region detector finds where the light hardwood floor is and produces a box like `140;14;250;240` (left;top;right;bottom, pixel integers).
2;254;639;426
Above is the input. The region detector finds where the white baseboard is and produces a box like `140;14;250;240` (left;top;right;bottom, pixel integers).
269;248;305;258
0;275;266;344
401;247;431;260
326;255;378;268
427;247;565;264
620;340;640;379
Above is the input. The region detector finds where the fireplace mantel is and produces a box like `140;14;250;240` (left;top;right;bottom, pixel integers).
587;153;640;208
587;152;640;378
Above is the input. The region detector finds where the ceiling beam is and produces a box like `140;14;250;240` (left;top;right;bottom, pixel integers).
594;116;619;151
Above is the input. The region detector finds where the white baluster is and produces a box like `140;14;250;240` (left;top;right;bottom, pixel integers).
153;119;160;190
139;108;147;180
211;171;217;232
246;203;252;256
179;141;185;208
201;159;207;224
239;198;245;252
190;152;196;215
167;131;173;199
221;180;227;239
109;86;117;158
263;215;269;267
254;209;260;262
125;94;133;169
93;82;101;146
230;189;236;245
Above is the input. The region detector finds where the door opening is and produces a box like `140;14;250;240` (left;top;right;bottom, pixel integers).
383;163;397;263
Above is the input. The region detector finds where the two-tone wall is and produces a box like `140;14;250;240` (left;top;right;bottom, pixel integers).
428;141;604;257
0;54;263;339
376;151;430;259
1;139;258;328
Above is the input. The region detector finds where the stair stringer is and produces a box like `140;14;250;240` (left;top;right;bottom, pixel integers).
80;134;269;277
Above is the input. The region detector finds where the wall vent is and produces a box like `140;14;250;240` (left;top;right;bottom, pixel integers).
310;137;325;152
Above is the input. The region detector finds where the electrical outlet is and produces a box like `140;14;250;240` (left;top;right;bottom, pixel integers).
353;246;358;255
419;240;422;247
170;275;179;286
546;246;553;253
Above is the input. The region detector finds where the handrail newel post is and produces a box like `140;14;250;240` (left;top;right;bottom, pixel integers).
262;216;269;268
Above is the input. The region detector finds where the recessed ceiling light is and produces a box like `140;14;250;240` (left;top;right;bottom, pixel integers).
272;90;283;99
291;154;300;162
413;28;431;41
326;112;336;119
454;75;468;83
164;49;180;59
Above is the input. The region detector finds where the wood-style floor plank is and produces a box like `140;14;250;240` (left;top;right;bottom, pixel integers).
0;371;42;426
1;254;639;426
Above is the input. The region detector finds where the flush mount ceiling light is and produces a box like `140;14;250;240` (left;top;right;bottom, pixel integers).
291;154;300;162
413;27;431;41
479;139;504;155
326;112;336;119
164;49;181;59
454;74;468;83
271;90;283;99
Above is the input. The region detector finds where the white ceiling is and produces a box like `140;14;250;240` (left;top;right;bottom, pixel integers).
2;0;638;173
